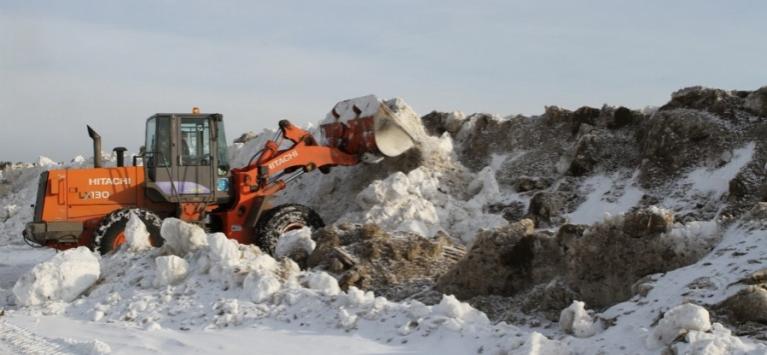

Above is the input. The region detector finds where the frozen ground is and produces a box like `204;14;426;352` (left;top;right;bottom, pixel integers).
2;87;767;354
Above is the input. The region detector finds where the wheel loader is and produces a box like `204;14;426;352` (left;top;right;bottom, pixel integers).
23;95;418;254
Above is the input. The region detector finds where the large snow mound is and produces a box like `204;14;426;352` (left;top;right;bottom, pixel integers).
4;88;767;353
23;220;556;354
12;247;100;306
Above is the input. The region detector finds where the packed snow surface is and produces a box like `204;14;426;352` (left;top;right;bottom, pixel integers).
153;255;189;287
566;172;644;225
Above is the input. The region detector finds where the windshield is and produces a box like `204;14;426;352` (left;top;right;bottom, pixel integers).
180;117;211;166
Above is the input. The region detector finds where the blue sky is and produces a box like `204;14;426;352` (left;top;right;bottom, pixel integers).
1;1;766;162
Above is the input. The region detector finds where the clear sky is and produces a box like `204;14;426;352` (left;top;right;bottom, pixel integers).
1;1;766;162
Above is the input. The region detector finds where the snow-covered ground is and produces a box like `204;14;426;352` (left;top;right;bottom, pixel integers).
2;91;767;354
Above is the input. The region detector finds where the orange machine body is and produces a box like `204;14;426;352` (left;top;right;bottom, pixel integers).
36;166;175;248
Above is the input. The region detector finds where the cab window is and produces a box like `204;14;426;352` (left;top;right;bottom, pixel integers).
145;117;171;167
180;118;210;166
216;120;229;174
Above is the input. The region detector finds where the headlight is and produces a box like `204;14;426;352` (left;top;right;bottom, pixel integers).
216;178;229;192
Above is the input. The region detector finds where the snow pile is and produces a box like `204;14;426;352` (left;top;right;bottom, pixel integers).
348;168;441;237
274;227;315;259
302;272;341;296
12;247;100;306
647;303;711;348
9;219;567;354
675;323;767;354
227;128;275;168
207;232;240;271
0;165;49;246
433;294;488;326
0;155;97;246
4;89;767;353
559;301;599;338
562;214;767;354
341;163;508;242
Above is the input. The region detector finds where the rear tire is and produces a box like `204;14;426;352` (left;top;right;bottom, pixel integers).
93;208;164;254
254;204;324;255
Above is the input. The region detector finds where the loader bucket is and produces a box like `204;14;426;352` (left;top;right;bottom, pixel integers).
322;95;423;158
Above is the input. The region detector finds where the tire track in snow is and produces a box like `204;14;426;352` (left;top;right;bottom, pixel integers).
0;320;74;355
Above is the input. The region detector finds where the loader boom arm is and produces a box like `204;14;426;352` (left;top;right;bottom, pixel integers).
238;120;360;196
219;120;364;244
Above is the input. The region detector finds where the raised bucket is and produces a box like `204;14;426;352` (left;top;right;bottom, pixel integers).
321;95;419;157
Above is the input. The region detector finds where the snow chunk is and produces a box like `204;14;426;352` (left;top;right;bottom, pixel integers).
154;255;189;287
250;254;279;274
70;155;86;164
304;272;341;296
648;303;712;348
36;156;58;167
337;308;358;330
243;271;281;303
275;227;316;259
124;212;152;251
434;294;487;323
345;286;375;308
160;218;208;256
13;247;100;306
207;232;240;269
559;301;598;338
675;322;766;354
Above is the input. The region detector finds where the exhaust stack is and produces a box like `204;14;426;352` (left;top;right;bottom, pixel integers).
113;147;127;167
87;125;102;168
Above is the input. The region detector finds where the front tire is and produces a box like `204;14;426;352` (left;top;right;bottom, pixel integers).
254;204;324;255
93;208;164;254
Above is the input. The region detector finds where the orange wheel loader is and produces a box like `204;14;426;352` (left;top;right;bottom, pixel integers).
22;95;418;254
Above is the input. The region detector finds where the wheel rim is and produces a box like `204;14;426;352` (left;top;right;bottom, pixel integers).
112;231;126;249
281;223;306;234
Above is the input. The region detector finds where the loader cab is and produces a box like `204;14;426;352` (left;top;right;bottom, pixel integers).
143;112;231;204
